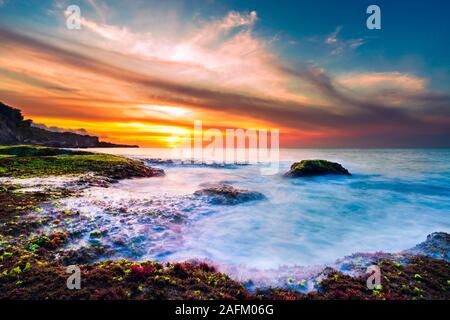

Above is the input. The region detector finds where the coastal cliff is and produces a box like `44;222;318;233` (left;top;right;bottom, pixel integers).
0;102;138;148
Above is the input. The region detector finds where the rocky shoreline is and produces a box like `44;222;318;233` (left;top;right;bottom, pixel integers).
0;146;448;300
0;103;139;148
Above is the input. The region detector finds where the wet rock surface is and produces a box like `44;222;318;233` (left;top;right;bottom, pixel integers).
193;184;266;205
285;160;351;177
143;158;249;169
404;232;450;261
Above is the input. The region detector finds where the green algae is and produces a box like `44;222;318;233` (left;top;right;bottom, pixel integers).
0;145;89;157
285;159;351;177
0;145;163;178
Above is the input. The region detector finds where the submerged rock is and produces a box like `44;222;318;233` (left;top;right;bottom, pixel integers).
193;184;266;205
144;158;175;165
285;160;351;177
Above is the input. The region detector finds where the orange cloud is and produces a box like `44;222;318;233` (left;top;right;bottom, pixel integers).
337;72;427;93
0;7;449;148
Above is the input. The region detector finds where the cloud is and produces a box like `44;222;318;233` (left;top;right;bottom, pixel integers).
348;38;365;49
0;11;449;147
86;0;108;23
81;18;130;41
325;26;341;44
337;72;427;94
68;10;292;101
325;26;366;55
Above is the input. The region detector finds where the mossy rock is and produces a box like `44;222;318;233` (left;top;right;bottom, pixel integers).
285;160;351;177
0;145;89;157
0;145;164;179
193;184;266;205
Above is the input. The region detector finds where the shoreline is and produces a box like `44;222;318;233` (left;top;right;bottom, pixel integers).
0;145;449;299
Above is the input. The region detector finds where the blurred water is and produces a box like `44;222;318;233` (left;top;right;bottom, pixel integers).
82;148;450;269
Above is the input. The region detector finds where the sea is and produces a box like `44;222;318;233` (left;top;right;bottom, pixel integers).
76;148;450;273
8;148;446;288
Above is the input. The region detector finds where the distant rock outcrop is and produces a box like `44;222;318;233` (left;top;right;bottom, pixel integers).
404;232;450;261
285;160;351;177
0;102;138;148
193;184;266;205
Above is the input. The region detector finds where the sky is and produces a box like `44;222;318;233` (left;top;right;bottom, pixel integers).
0;0;449;147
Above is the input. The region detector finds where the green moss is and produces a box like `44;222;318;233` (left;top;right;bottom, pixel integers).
286;277;295;285
0;251;13;259
90;230;101;237
23;262;31;272
0;145;88;157
27;236;51;252
0;145;163;179
286;159;351;177
293;160;330;171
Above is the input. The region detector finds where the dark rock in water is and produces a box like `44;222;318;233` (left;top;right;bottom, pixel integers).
145;158;175;165
111;163;165;180
144;158;247;168
198;181;237;188
404;232;450;261
285;159;351;177
193;184;266;205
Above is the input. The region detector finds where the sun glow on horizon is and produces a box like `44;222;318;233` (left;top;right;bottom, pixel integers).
29;116;194;147
135;105;192;119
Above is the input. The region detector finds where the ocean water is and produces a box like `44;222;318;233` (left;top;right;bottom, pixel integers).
76;148;450;273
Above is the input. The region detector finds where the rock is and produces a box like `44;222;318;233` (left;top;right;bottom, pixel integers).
0;102;138;148
284;160;351;177
193;184;266;205
404;232;450;261
60;245;111;265
144;158;175;165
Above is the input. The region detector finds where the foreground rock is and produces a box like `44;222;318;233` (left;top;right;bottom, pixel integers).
285;160;351;177
193;184;266;205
